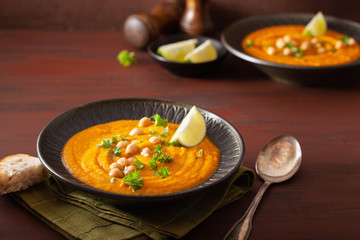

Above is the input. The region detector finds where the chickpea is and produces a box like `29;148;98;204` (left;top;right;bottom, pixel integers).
125;143;138;155
116;140;129;148
290;40;299;47
141;147;152;157
266;46;276;55
124;165;136;175
131;139;140;144
149;136;163;144
283;35;291;43
127;157;135;163
335;40;345;49
110;162;122;169
138;117;151;127
129;128;144;136
109;168;124;178
348;37;356;46
276;38;285;49
117;157;129;167
300;41;311;51
317;47;326;54
282;47;291;56
311;38;319;45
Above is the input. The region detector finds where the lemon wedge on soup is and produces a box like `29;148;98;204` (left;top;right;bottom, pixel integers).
184;40;217;63
170;106;206;147
302;11;327;37
157;38;198;62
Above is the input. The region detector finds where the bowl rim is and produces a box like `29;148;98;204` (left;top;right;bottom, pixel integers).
37;97;244;202
221;13;360;70
147;34;227;65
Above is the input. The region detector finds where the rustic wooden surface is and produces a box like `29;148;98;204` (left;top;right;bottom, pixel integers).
1;29;360;240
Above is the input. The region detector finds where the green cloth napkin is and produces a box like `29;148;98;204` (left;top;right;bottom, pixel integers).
10;166;255;240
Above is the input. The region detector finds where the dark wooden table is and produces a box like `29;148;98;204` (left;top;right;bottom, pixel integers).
1;30;360;240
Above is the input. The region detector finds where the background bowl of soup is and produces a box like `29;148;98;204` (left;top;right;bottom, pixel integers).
221;13;360;86
37;98;244;205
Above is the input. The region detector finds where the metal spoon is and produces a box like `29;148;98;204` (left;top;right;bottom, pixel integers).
224;135;302;240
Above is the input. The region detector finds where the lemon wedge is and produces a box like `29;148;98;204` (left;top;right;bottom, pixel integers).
157;39;198;62
302;11;327;37
184;40;217;63
170;106;206;147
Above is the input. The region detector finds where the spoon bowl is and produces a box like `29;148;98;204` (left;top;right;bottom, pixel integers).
256;135;301;183
224;135;302;240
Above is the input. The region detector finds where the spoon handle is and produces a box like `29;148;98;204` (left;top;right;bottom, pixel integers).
237;181;271;240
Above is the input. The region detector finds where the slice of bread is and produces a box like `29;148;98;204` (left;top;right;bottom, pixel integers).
0;154;49;195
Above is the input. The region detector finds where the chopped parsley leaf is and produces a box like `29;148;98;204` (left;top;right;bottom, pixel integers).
134;159;145;169
150;129;159;135
154;166;170;178
160;126;170;137
109;177;116;183
98;138;113;148
156;154;174;163
123;171;143;192
340;35;350;45
151;114;168;127
112;147;122;156
117;50;136;67
246;40;253;48
155;144;162;155
149;157;158;170
111;136;119;144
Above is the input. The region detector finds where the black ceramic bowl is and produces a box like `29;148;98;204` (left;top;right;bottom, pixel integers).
37;98;244;205
221;13;360;86
148;34;227;77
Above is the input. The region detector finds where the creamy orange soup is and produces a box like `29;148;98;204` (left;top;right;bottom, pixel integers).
242;25;360;66
62;117;220;195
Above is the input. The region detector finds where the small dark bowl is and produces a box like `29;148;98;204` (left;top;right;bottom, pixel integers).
148;34;227;77
221;13;360;86
37;98;244;205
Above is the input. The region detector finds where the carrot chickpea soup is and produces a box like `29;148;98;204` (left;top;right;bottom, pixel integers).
62;114;220;195
243;25;360;66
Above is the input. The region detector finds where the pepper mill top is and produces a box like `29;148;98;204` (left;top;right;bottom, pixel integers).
124;0;185;49
180;0;213;35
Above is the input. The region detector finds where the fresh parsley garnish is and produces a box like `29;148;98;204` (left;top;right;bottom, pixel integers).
340;35;350;45
151;114;168;127
98;138;113;148
112;147;122;156
117;50;136;67
123;171;144;192
109;177;116;183
154;166;170;178
150;129;159;135
111;136;119;144
155;144;162;155
157;154;174;163
106;149;113;157
149;156;158;170
286;43;305;58
196;149;204;159
160;126;170;137
246;40;253;48
134;159;145;169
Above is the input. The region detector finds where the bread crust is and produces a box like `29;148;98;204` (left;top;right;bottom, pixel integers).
0;154;49;195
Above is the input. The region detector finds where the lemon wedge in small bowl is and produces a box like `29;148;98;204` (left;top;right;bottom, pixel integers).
148;34;227;77
184;40;218;63
157;38;198;62
170;106;206;147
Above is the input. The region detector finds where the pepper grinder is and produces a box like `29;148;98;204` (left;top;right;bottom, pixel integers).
124;0;185;49
180;0;213;35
